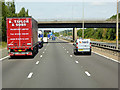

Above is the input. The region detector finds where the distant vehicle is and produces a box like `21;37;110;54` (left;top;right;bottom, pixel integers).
47;34;50;39
43;37;48;43
40;34;43;38
73;39;91;55
38;31;43;48
7;17;38;57
38;37;43;48
52;36;56;40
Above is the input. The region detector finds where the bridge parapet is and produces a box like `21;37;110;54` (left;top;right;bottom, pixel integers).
38;20;120;24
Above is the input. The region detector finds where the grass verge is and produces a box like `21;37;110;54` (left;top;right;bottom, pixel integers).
0;42;7;49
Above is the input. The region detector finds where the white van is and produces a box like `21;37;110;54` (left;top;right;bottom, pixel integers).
43;37;48;43
73;39;91;55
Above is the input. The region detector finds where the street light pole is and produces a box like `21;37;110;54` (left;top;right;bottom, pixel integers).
82;0;84;39
116;0;119;50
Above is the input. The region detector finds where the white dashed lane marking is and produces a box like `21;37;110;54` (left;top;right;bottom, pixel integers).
40;55;42;57
70;55;72;57
85;71;91;77
75;61;79;63
27;72;33;79
36;61;40;65
67;51;69;53
43;52;45;53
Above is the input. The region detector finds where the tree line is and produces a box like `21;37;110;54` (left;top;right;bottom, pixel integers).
77;28;120;40
77;14;120;41
2;0;30;41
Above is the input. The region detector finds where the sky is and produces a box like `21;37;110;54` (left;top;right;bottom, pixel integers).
14;1;117;20
5;0;119;31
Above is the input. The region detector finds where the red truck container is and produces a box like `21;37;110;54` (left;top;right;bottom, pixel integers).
6;17;38;57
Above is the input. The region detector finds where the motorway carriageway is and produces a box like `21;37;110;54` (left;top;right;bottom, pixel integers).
2;38;119;88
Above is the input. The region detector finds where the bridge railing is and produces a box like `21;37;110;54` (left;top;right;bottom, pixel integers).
91;42;120;52
60;37;120;53
37;19;120;23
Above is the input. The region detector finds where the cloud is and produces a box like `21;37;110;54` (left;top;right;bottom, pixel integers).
90;2;107;5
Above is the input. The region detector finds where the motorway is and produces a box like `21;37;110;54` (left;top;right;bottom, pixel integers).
2;38;119;88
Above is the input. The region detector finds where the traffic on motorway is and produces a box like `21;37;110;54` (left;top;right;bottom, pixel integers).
1;17;119;89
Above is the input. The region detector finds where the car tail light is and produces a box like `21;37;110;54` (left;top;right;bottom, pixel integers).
76;46;78;48
76;43;78;45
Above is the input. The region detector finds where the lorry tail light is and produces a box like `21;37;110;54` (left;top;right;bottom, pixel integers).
31;47;33;50
14;50;17;52
22;50;26;52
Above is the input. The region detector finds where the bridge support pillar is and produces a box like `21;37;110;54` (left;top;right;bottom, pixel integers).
73;27;77;41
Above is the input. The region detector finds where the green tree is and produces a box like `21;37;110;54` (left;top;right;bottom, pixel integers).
25;9;29;17
18;7;26;17
2;0;30;41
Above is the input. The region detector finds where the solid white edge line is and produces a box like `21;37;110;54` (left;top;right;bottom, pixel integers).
85;71;91;77
0;55;10;61
75;61;79;63
36;61;40;65
92;51;120;63
27;72;33;79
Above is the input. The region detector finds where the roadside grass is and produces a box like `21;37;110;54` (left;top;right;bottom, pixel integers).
86;38;120;44
0;42;7;49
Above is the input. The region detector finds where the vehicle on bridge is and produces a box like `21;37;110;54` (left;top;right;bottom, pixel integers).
7;17;38;57
73;39;91;55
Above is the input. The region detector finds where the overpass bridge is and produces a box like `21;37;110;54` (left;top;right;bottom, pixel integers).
38;20;120;41
38;20;120;28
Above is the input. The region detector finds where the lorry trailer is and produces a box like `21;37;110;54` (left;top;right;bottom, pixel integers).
7;17;38;57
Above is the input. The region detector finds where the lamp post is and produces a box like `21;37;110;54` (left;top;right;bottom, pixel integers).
116;0;119;50
82;0;84;39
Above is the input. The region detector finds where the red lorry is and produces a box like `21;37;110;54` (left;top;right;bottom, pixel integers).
6;17;38;57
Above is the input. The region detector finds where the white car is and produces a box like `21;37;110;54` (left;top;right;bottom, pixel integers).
43;37;48;43
73;39;91;55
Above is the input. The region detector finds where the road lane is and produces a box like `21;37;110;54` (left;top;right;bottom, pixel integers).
58;39;118;88
2;38;118;88
2;43;48;88
21;40;100;88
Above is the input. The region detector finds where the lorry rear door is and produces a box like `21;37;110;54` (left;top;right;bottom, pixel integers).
7;18;32;48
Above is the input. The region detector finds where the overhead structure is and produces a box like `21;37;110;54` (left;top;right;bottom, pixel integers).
38;20;120;42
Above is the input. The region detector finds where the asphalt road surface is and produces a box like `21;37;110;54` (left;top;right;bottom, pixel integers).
2;38;119;88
